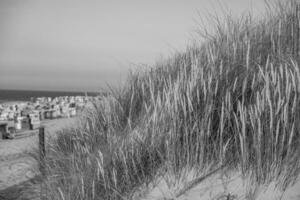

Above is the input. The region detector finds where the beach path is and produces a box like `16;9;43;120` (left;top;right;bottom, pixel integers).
0;118;76;191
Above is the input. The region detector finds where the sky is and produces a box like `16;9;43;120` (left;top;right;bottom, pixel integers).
0;0;267;92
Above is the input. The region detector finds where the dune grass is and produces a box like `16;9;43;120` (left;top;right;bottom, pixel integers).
41;1;300;199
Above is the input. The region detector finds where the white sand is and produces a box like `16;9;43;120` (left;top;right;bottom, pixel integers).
135;169;300;200
0;117;77;190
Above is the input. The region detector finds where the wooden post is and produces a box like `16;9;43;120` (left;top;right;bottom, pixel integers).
39;126;46;199
39;126;46;174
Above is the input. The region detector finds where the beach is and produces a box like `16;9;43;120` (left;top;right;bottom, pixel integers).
0;117;77;191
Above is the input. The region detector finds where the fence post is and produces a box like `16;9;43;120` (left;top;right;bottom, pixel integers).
39;126;46;174
39;126;46;199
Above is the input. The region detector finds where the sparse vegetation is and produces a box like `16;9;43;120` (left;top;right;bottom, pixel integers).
39;1;300;199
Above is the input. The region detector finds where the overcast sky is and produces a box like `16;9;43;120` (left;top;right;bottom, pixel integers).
0;0;266;92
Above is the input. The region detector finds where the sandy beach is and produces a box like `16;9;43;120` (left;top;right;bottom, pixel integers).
0;101;27;105
0;117;77;191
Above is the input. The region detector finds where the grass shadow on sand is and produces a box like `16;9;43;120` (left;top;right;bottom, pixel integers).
0;175;41;200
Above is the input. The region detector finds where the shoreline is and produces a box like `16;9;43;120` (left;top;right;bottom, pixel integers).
0;100;27;105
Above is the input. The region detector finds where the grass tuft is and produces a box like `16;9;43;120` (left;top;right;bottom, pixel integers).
40;1;300;199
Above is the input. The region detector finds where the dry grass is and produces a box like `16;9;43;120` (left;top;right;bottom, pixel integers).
30;1;300;199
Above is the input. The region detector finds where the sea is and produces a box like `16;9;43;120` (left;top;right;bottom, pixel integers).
0;89;98;103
